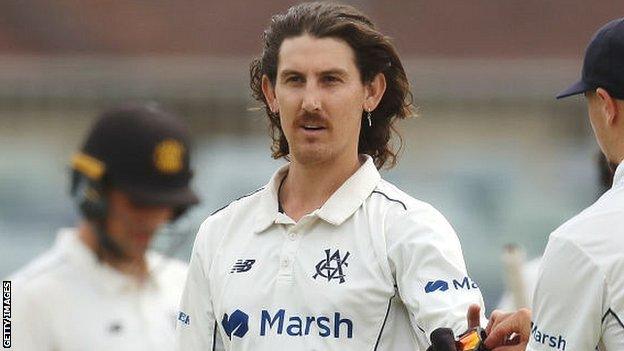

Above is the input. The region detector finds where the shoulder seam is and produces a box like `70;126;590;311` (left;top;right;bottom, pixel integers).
371;190;407;210
210;187;264;216
549;235;606;280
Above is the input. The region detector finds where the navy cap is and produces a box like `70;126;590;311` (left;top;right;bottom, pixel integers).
73;103;199;208
557;18;624;100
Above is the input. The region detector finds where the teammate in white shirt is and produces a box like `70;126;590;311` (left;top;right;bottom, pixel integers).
8;104;199;351
496;153;614;312
484;18;624;351
176;2;485;350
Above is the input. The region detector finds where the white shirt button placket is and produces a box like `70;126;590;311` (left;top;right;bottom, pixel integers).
277;221;307;281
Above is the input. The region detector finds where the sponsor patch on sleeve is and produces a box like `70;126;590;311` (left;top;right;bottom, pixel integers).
178;311;191;326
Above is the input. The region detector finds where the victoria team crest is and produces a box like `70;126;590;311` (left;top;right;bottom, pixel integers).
313;249;350;284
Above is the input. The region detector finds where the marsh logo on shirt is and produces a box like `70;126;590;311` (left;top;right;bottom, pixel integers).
178;311;191;325
530;322;567;350
425;280;449;293
222;309;353;339
313;249;350;284
424;277;478;293
221;309;249;339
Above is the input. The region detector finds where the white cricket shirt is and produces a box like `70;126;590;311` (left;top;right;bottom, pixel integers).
176;155;485;350
8;228;187;351
528;161;624;351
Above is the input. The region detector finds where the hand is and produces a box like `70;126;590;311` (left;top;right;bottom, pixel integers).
484;308;532;351
426;304;485;351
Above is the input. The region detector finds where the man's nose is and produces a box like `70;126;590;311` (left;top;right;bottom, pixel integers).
301;83;322;113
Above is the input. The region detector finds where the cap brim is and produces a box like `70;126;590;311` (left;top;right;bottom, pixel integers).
119;184;200;208
556;79;592;99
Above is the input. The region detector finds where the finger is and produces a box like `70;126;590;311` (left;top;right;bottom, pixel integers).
467;304;481;328
484;309;531;350
484;316;521;349
486;309;504;334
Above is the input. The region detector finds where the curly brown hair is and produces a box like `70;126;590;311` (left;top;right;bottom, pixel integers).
250;2;414;169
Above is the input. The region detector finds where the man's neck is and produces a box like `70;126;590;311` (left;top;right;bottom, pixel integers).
77;221;149;281
280;153;362;222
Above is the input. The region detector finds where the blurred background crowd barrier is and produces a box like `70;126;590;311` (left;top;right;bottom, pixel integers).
1;0;623;312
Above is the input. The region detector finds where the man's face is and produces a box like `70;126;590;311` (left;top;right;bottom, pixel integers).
266;34;369;166
105;189;173;260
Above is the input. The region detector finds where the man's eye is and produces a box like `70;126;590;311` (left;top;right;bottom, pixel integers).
285;76;303;83
323;76;341;83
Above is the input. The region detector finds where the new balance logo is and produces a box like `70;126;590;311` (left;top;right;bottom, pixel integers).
230;259;256;273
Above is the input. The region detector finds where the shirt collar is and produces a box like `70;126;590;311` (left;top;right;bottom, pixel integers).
254;155;381;232
254;163;289;232
56;228;160;294
612;161;624;189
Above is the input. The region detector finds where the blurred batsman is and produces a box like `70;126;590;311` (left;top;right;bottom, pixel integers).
175;2;484;350
8;104;199;350
484;18;624;351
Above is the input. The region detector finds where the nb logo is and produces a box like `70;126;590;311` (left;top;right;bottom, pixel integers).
425;280;449;293
230;259;256;273
313;249;350;284
221;310;249;339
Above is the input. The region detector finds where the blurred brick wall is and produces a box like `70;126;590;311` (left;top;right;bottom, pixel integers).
1;0;623;57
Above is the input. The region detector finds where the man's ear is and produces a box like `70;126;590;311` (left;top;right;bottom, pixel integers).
596;88;619;125
363;73;387;111
262;75;278;113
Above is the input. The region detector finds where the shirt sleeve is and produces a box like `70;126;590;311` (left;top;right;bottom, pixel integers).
386;205;485;341
527;235;605;351
175;222;223;351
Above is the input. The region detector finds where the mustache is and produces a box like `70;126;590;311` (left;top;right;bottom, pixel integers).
297;110;327;124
